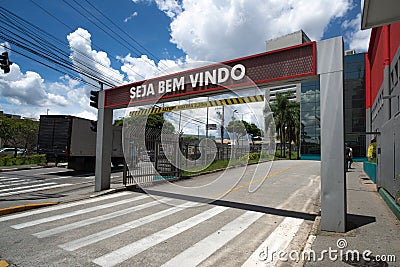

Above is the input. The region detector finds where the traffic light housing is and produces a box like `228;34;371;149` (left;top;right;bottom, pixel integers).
90;120;97;132
0;52;12;74
90;90;99;109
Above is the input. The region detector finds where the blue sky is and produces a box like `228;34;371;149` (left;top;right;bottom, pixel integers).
0;0;370;122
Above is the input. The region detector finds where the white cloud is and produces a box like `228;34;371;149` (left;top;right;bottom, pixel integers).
342;13;371;52
0;64;47;106
155;0;182;18
117;53;193;82
160;0;353;61
67;28;125;88
124;11;138;23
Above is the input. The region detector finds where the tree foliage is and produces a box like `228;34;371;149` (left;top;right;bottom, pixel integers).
270;92;300;159
0;117;39;156
226;120;246;144
122;113;175;134
243;121;262;143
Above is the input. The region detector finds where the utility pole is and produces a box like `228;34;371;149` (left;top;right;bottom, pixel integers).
206;102;209;139
221;106;225;145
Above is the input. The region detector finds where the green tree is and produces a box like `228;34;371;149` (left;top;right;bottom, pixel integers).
0;117;39;156
270;92;300;159
122;113;175;134
285;100;300;159
227;120;247;145
241;121;262;145
270;93;290;157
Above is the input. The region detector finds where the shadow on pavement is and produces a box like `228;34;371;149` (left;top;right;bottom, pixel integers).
346;213;376;232
131;188;318;221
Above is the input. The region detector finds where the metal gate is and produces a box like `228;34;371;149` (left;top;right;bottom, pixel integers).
123;128;182;186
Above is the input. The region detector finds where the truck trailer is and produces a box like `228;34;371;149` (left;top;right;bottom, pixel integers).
38;115;124;171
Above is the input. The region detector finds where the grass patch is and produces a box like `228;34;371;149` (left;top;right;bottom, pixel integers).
0;154;46;167
182;153;273;176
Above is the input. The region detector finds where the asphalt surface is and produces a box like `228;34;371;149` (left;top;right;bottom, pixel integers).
0;160;321;267
1;160;398;267
0;166;125;210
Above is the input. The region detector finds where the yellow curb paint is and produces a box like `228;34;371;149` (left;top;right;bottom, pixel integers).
0;260;9;267
210;162;305;199
0;202;59;216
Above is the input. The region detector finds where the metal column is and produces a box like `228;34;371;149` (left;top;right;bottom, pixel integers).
318;37;347;232
95;90;113;191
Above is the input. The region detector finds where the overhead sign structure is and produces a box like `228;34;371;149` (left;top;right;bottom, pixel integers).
104;42;316;108
129;95;264;116
96;38;347;233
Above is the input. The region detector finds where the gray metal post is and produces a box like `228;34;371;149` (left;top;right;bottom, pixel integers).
95;90;113;191
317;37;346;232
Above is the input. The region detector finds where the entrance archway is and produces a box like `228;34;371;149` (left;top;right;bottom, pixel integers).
94;37;346;232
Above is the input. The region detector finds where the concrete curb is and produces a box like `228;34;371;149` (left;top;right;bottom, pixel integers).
0;164;49;172
379;188;400;220
0;202;59;216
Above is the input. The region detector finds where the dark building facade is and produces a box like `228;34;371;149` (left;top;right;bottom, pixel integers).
300;53;366;159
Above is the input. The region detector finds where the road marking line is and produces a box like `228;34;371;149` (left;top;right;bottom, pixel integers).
92;206;228;267
242;217;304;266
11;195;148;229
0;183;72;197
0;182;55;192
0;177;23;181
0;180;30;187
34;198;171;238
242;174;320;266
211;162;305;199
162;211;264;267
0;180;50;192
60;201;199;251
0;191;132;222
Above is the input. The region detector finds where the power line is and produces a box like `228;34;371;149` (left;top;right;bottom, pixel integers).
0;44;99;89
0;6;121;87
81;0;171;71
62;0;169;75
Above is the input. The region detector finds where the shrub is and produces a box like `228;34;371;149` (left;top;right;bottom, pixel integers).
0;154;46;167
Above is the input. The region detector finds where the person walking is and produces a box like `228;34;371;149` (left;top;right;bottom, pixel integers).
345;143;351;172
348;145;353;169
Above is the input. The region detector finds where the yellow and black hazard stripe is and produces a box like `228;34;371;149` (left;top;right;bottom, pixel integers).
129;95;264;116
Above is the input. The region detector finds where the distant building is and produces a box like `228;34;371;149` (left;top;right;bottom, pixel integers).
299;53;366;159
264;30;309;103
264;31;367;160
0;110;21;120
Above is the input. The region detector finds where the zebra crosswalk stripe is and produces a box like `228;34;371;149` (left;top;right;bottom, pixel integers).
0;182;57;193
0;177;23;181
33;198;172;238
11;195;148;229
242;217;304;266
59;201;199;252
92;206;228;267
0;180;30;187
161;211;264;267
0;191;132;222
0;183;72;197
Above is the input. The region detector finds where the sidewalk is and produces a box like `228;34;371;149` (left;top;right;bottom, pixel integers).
306;162;400;266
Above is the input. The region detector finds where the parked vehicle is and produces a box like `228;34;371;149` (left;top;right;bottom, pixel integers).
37;115;124;171
0;148;25;155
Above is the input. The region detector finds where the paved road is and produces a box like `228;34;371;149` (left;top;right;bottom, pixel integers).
0;167;123;208
0;160;321;266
